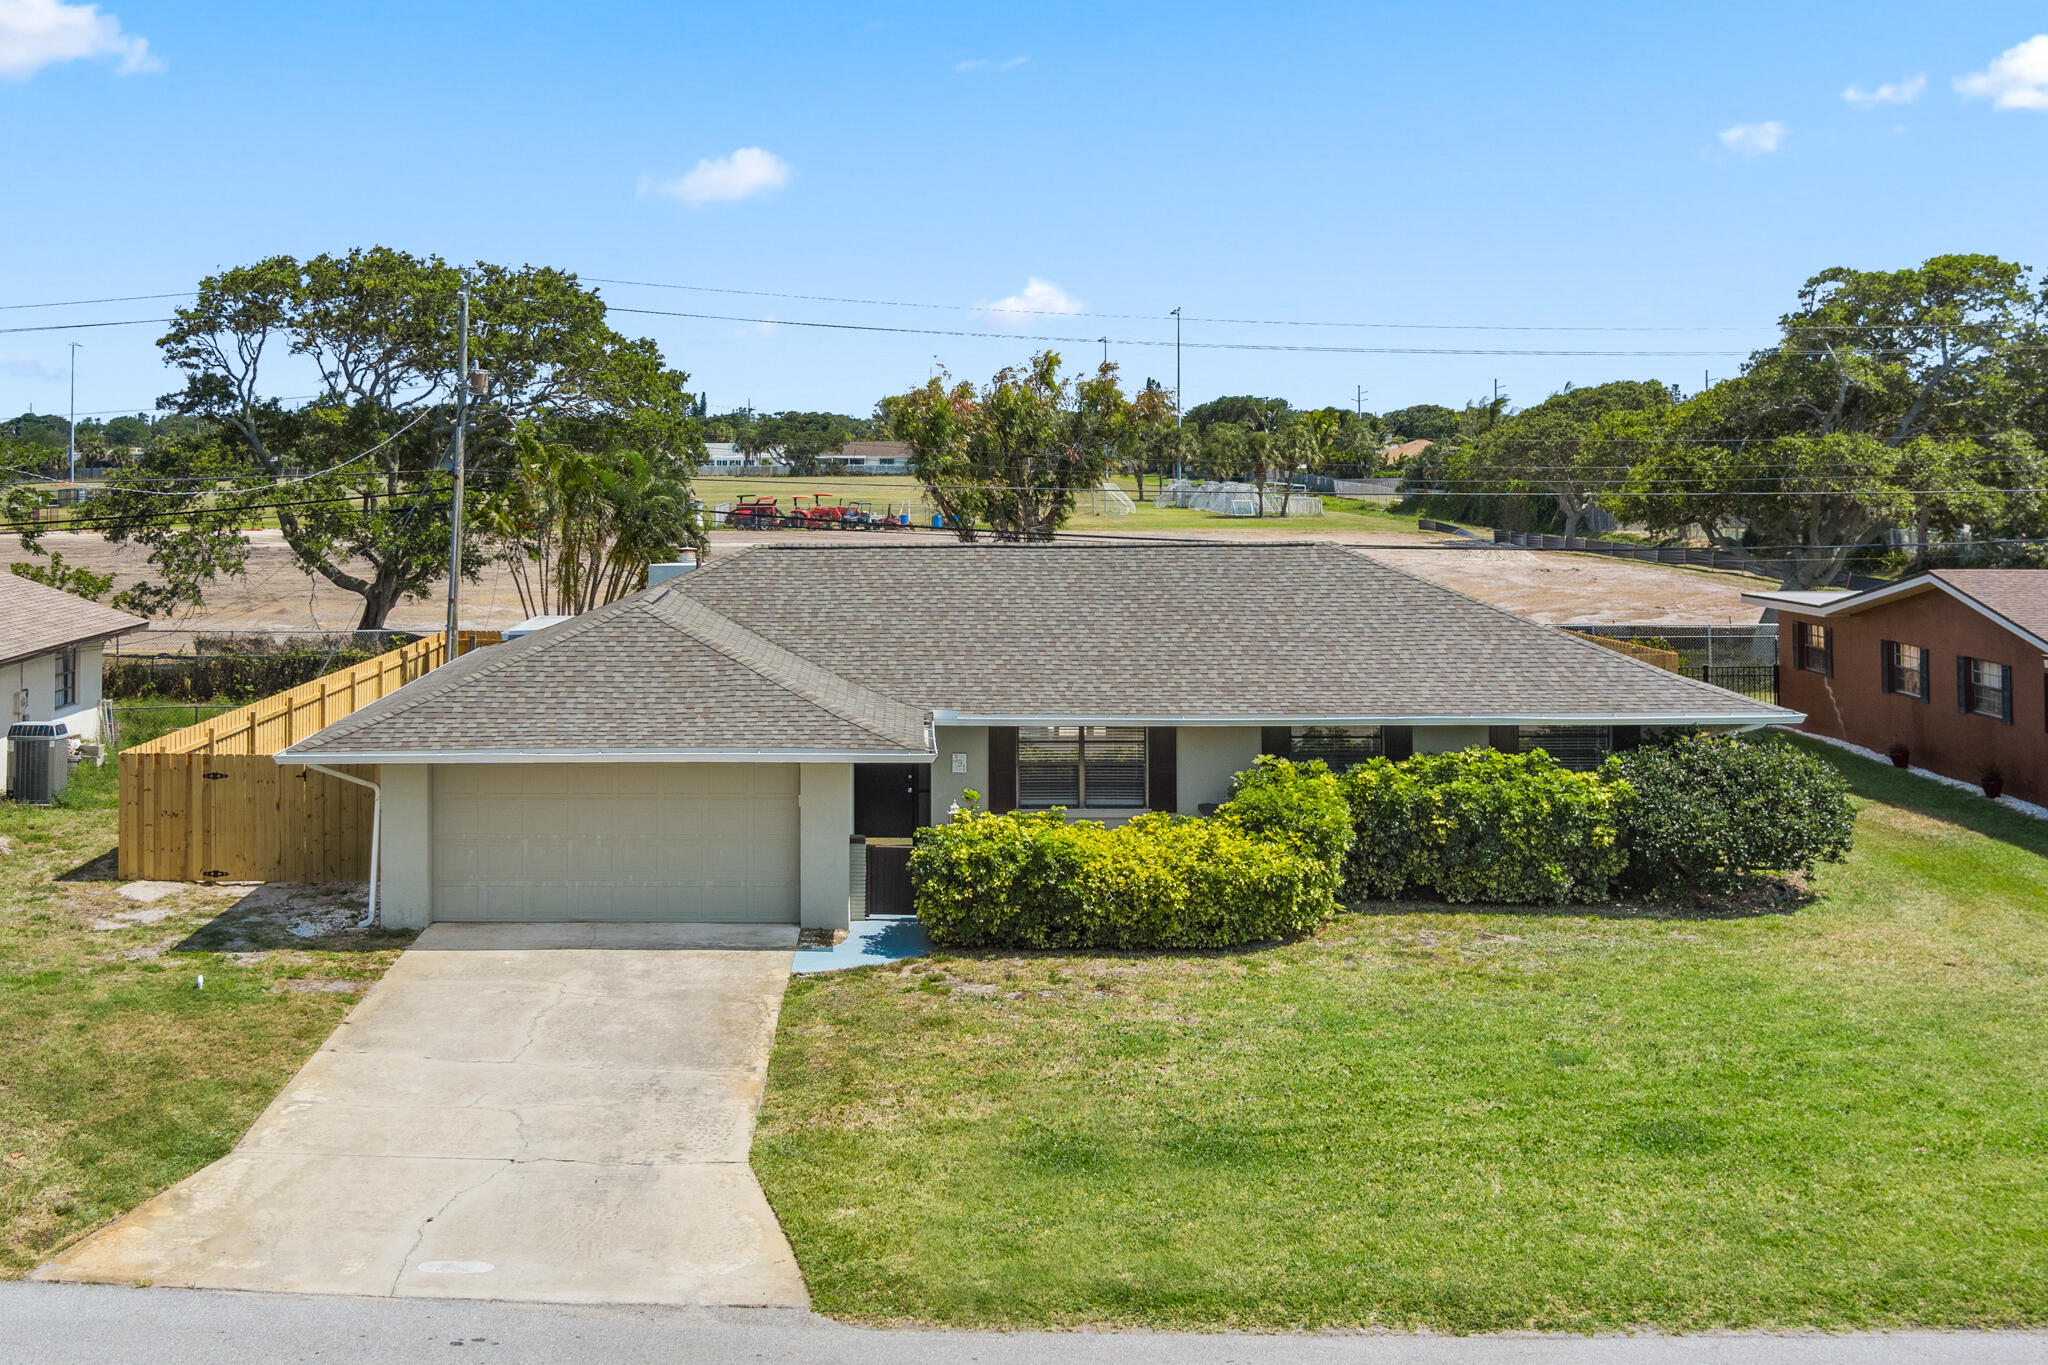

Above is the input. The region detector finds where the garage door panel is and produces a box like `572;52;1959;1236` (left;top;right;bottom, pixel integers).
431;763;800;924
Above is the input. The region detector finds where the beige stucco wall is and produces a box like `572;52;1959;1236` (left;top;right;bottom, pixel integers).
1177;726;1262;813
377;765;434;930
930;724;989;819
798;762;853;931
1416;725;1489;755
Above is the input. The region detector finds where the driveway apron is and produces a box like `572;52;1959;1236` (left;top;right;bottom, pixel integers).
34;923;809;1307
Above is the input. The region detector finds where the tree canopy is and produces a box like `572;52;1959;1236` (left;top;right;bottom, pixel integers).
84;248;699;626
886;352;1144;540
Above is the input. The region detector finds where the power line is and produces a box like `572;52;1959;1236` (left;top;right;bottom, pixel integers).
0;292;192;312
0;317;171;336
605;305;1764;359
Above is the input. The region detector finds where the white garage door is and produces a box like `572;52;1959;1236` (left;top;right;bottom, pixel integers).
431;763;799;923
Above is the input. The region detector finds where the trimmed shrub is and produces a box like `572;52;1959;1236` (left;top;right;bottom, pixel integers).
1215;756;1355;887
912;808;1341;950
1602;734;1853;895
1339;747;1629;905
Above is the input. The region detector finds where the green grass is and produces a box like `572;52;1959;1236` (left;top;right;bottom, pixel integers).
0;731;412;1276
694;474;1424;538
752;737;2048;1332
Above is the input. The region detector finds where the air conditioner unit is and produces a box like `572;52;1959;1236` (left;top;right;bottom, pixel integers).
7;722;69;805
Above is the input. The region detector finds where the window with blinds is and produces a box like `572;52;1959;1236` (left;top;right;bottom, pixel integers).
1797;623;1833;676
1882;641;1928;700
1017;726;1147;808
1515;725;1613;771
1290;726;1384;772
1960;657;2011;721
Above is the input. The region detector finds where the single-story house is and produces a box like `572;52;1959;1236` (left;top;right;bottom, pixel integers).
1744;569;2047;804
1;573;147;792
277;543;1799;930
819;440;911;472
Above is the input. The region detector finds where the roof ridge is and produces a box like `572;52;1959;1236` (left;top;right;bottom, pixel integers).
638;590;927;748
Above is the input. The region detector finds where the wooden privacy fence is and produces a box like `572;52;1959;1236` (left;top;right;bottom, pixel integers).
118;631;501;882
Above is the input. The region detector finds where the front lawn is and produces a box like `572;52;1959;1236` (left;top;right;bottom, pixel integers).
752;737;2048;1331
0;754;412;1276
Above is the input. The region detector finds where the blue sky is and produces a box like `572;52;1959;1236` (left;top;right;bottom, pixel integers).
4;2;2047;423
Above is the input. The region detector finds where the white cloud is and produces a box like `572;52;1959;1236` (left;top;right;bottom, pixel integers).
1956;35;2048;111
997;56;1028;70
954;58;986;72
641;147;791;206
0;0;158;80
1842;74;1925;107
1718;120;1787;156
982;278;1083;327
956;56;1027;73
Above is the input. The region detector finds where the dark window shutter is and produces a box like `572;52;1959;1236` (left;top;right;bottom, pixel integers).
2001;664;2014;724
1957;655;1970;713
1489;726;1520;754
1879;639;1893;694
987;727;1018;813
1612;725;1642;752
1384;726;1414;762
1146;726;1177;812
1260;726;1292;760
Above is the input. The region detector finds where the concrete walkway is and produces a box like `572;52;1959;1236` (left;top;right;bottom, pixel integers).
34;922;808;1308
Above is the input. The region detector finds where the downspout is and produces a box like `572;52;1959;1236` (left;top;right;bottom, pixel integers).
303;762;382;929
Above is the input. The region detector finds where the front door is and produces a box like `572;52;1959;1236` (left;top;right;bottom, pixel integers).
855;764;927;916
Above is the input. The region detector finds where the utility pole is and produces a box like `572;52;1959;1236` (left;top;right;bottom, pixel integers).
1170;307;1183;481
1355;383;1364;418
1099;336;1109;367
66;343;80;487
444;281;470;660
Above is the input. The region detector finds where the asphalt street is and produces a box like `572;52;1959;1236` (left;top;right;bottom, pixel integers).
4;1283;2045;1365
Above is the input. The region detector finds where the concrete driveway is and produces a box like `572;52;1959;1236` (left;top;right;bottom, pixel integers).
35;922;808;1308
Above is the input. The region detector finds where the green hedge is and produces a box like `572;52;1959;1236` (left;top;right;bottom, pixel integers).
912;770;1348;950
1603;734;1854;895
1339;748;1628;905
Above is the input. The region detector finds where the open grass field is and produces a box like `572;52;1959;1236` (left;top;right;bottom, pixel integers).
752;736;2048;1332
0;750;414;1277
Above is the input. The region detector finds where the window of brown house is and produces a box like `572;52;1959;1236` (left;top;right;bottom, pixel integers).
1881;641;1928;701
1796;622;1833;676
1957;656;2013;724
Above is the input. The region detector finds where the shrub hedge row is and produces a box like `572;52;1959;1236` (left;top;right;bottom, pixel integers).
910;735;1855;949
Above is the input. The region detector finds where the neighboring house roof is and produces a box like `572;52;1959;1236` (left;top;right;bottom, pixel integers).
672;543;1793;727
1743;569;2048;653
279;590;934;763
0;572;147;670
832;440;910;461
1383;438;1434;464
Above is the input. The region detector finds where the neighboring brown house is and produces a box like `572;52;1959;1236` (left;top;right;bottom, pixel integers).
1383;438;1434;466
1744;570;2048;804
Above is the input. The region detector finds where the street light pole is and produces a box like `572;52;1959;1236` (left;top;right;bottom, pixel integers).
1170;307;1182;481
444;281;470;659
66;342;80;487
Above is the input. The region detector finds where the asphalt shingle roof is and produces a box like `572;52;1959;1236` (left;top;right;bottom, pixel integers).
285;589;931;759
0;573;147;670
287;541;1793;759
1932;569;2048;646
670;542;1793;724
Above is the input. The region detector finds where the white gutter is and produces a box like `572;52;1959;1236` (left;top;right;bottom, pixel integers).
926;709;1800;727
302;763;381;929
275;745;938;765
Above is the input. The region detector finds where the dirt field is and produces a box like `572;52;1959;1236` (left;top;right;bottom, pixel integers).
3;526;1769;634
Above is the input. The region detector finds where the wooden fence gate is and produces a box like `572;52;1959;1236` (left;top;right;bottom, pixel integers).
117;631;500;882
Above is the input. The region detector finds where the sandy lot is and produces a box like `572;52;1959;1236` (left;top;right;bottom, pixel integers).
4;526;1768;633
